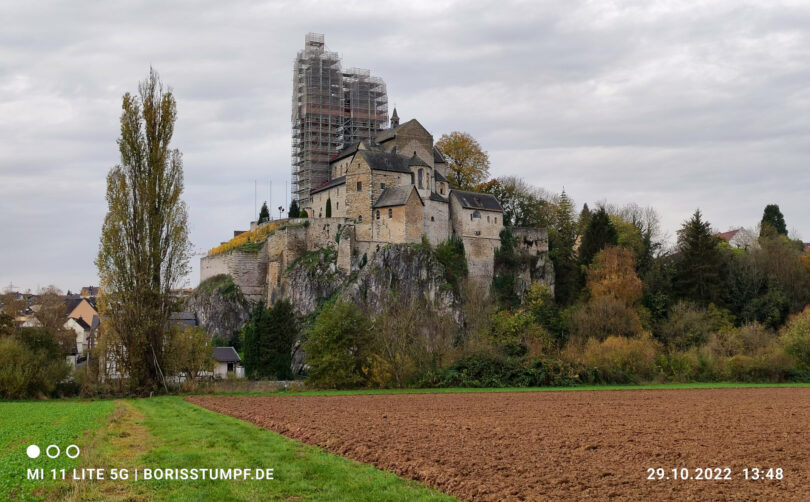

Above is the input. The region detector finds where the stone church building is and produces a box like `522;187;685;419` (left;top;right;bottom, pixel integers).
200;114;553;304
305;112;504;277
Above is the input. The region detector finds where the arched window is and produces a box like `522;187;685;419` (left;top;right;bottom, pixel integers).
358;215;362;222
431;216;435;222
376;210;380;220
388;208;392;218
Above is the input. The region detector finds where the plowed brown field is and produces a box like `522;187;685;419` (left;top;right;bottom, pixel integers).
188;388;810;501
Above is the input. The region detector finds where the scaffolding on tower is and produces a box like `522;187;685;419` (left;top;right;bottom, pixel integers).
291;33;388;206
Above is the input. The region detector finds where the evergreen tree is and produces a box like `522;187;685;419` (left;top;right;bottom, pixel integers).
548;190;580;305
673;209;726;305
579;207;618;268
242;301;298;379
578;203;592;236
325;198;332;218
261;300;297;380
288;199;300;218
258;201;270;224
492;228;521;308
760;204;787;237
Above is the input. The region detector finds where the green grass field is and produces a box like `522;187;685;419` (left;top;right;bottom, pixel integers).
0;400;114;500
3;382;810;500
0;397;454;501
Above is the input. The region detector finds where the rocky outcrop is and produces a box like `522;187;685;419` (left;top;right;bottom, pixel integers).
270;248;347;317
185;274;252;339
341;243;458;317
270;243;461;320
512;227;555;299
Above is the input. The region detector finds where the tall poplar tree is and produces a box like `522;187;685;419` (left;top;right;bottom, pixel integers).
96;68;190;395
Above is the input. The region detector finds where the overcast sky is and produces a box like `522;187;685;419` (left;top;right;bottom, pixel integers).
1;0;809;292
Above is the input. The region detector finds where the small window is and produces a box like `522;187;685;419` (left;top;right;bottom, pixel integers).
380;183;385;189
495;217;497;224
472;211;481;219
418;169;423;189
358;215;362;222
388;208;392;218
376;210;380;220
336;202;339;210
357;181;362;191
487;215;490;222
440;186;444;195
431;216;435;222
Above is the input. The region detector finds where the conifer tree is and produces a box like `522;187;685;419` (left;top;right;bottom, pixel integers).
579;207;618;267
674;209;726;305
760;204;787;237
288;199;300;218
258;201;270;224
548;190;580;305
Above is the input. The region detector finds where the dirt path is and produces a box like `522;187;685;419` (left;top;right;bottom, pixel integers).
188;388;810;501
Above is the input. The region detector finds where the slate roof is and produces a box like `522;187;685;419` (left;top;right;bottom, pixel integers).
311;176;346;195
64;298;83;316
373;185;423;208
433;146;446;164
450;190;503;212
359;150;412;174
408;153;430;167
72;317;91;330
169;311;198;327
212;346;241;363
429;192;448;203
329;139;382;163
375;123;403;143
434;170;448;183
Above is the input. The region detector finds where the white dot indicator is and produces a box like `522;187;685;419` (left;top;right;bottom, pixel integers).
26;445;40;459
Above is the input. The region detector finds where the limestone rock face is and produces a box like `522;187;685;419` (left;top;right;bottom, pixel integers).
341;243;458;317
271;248;347;317
185;274;252;339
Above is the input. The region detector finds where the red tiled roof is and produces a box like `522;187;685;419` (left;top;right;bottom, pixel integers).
716;229;741;242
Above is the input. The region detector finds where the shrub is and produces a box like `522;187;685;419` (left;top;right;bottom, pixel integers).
656;301;733;350
434;237;467;293
304;301;374;389
570;297;645;342
781;307;810;370
656;350;698;382
427;352;581;388
581;335;659;383
706;323;775;358
0;331;71;399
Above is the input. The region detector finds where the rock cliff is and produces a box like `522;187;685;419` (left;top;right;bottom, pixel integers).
185;274;252;339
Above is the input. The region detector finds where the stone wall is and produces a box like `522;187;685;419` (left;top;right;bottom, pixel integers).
200;249;268;302
423;199;450;246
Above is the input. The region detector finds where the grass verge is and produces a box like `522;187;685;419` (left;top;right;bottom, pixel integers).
68;397;454;501
202;381;810;398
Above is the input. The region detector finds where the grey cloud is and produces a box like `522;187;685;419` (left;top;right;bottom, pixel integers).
1;0;808;291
